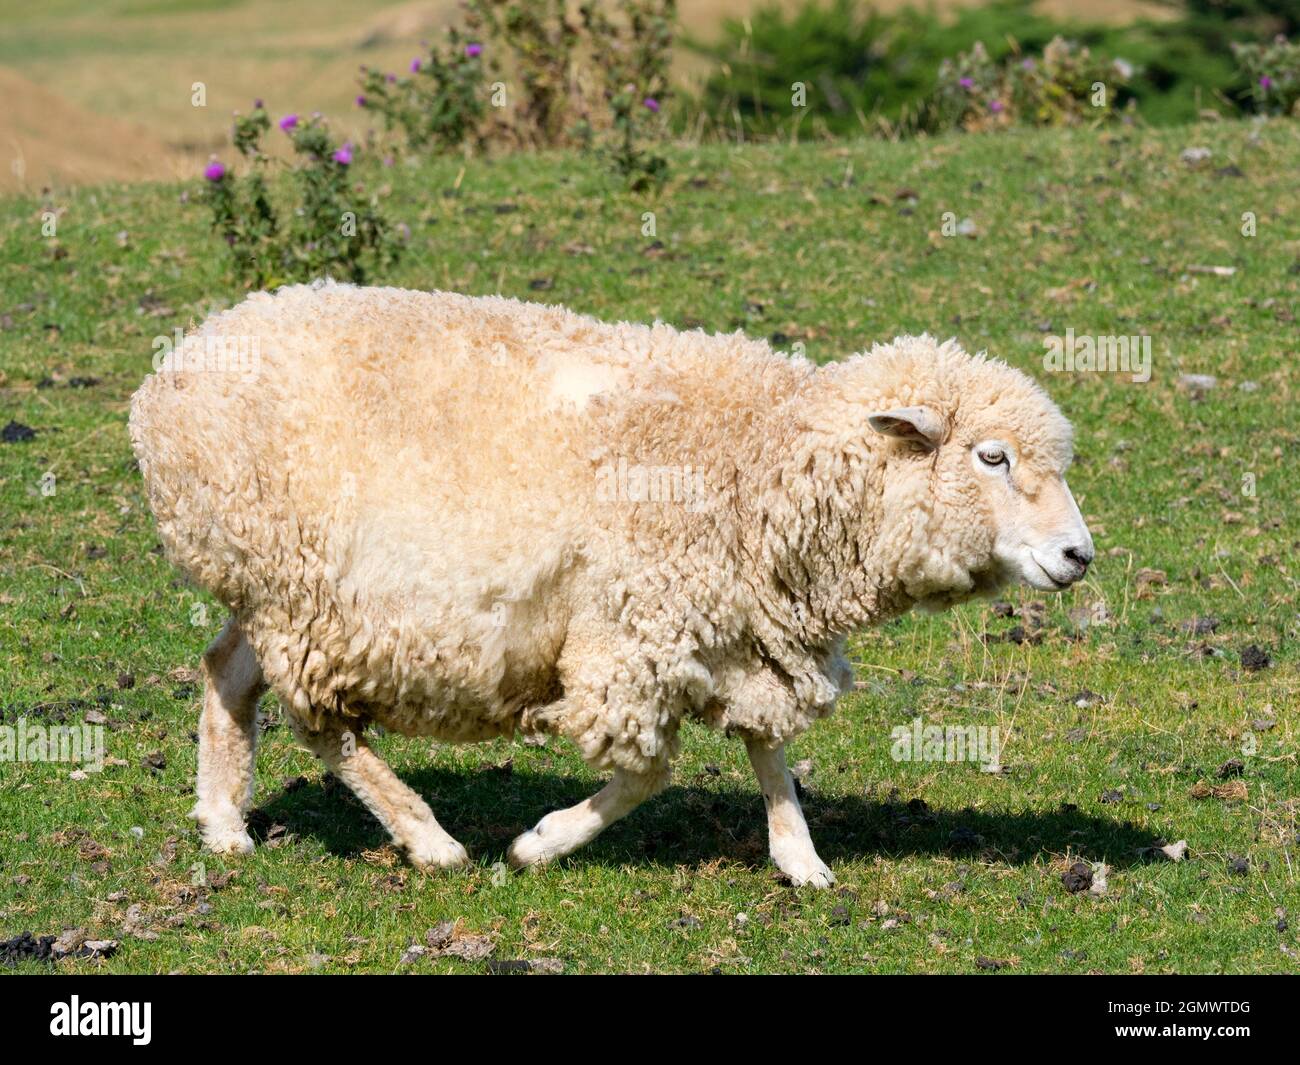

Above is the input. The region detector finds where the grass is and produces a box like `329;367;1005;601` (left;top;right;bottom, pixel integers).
1;119;1298;974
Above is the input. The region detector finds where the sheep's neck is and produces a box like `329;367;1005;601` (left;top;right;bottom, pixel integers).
741;441;917;651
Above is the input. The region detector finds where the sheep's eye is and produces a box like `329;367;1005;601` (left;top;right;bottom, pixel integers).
978;448;1008;468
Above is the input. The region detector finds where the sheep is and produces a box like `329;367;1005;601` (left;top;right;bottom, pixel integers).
129;280;1093;887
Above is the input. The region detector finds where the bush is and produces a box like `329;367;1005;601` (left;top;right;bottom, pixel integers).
469;0;583;146
929;37;1134;132
201;104;403;288
1233;34;1300;113
576;0;674;190
356;24;490;152
686;0;1086;138
685;0;1263;139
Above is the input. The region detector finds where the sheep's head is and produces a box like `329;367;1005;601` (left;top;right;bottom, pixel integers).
855;337;1093;606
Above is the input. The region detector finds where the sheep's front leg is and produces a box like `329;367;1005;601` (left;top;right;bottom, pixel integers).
191;617;266;855
507;767;668;869
745;737;834;888
293;722;469;872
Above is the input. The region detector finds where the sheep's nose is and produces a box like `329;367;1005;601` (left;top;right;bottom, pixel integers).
1062;544;1094;574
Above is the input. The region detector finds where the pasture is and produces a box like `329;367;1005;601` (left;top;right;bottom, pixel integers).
0;120;1297;973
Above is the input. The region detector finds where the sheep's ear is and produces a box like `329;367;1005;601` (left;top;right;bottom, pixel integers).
867;406;946;448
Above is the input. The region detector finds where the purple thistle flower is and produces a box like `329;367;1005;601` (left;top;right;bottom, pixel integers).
203;160;226;182
253;98;264;109
411;58;422;73
465;42;482;58
988;99;1005;113
355;94;367;108
959;77;974;90
278;113;298;131
1021;58;1035;70
386;73;397;84
1259;75;1274;90
643;97;660;112
332;142;353;166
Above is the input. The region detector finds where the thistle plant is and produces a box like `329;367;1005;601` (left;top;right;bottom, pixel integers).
200;102;402;288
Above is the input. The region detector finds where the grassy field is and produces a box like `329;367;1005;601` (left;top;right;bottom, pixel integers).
1;120;1297;974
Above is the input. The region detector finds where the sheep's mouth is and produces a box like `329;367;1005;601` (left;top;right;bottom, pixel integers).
1034;561;1072;590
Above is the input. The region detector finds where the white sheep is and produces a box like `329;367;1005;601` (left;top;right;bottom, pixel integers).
129;281;1093;886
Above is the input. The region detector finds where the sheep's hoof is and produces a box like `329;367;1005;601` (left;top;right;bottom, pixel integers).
505;828;559;870
192;805;256;855
200;824;256;856
773;850;835;889
406;835;471;873
787;863;836;889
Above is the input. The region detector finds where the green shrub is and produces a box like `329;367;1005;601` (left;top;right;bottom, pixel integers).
1232;33;1300;112
686;0;1087;138
200;104;403;288
468;0;584;146
929;37;1134;132
576;0;674;190
356;24;490;152
685;0;1261;138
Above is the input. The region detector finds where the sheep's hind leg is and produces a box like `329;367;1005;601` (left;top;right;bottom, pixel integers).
745;737;834;888
191;617;266;855
507;767;668;869
292;721;470;872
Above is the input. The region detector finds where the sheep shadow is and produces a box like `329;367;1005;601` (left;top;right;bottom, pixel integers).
250;765;1167;872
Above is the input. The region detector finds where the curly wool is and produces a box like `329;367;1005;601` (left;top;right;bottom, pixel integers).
129;281;1070;777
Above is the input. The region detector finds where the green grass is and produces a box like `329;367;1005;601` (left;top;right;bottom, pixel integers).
1;121;1297;974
